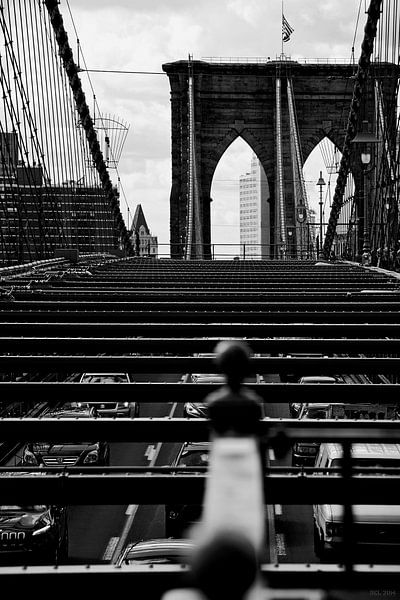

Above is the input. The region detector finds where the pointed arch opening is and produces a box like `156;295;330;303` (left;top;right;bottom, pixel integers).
210;137;270;259
303;136;355;258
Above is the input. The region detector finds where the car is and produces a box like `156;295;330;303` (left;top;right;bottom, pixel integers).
289;375;342;418
79;373;139;418
183;373;225;418
165;442;210;537
0;503;68;563
22;402;110;467
313;443;400;559
280;354;329;384
116;538;194;566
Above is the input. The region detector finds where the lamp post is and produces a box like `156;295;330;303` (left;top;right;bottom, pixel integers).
316;171;326;257
351;120;380;265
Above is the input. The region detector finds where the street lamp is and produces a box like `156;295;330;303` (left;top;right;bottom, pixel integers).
316;171;326;257
351;120;380;265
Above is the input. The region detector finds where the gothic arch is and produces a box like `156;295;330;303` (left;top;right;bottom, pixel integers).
163;59;397;255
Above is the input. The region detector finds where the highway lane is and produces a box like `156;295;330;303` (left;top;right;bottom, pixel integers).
68;372;183;564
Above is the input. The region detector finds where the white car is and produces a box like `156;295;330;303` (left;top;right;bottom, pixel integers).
78;373;139;418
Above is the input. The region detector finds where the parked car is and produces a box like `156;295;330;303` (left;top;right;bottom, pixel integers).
0;503;68;563
22;402;110;467
79;372;139;418
116;538;194;566
289;375;343;418
280;354;329;384
183;373;225;418
313;442;400;559
165;442;210;537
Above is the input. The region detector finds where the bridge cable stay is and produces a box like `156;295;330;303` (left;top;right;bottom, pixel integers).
286;77;311;258
322;0;383;259
65;0;133;242
369;81;397;256
275;70;287;256
368;0;400;265
185;56;203;260
44;0;133;256
0;0;68;263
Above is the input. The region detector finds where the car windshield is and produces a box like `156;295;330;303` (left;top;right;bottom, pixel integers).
81;375;129;383
178;451;209;467
89;403;119;409
304;407;328;419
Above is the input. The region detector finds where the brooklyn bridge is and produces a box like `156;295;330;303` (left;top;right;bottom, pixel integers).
0;0;400;598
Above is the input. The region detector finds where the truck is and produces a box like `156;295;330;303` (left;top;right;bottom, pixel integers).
313;442;400;559
292;402;398;466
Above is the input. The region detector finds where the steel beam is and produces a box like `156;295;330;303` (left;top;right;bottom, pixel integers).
0;564;399;595
1;310;400;323
0;470;398;504
1;322;400;337
0;382;398;403
1;336;400;354
5;300;400;311
0;355;399;373
1;418;400;442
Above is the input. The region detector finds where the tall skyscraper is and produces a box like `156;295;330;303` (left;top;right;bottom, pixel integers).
239;154;270;259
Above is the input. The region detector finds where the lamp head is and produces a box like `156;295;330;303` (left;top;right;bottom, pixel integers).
316;170;326;187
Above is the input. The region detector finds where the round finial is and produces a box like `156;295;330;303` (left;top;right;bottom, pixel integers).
213;341;252;390
191;530;257;600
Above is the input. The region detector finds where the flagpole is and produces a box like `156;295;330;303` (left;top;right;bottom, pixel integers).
281;0;284;58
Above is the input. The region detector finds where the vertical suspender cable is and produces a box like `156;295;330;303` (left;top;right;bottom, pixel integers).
185;60;194;260
186;57;203;260
287;77;310;258
276;76;287;253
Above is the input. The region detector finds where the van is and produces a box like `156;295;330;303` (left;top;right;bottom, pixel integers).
313;442;400;558
292;403;397;466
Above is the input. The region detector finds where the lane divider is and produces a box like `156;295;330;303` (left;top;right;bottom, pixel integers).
108;401;178;564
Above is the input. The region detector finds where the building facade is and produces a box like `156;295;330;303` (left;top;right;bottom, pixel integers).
131;204;158;258
239;154;270;259
0;133;121;265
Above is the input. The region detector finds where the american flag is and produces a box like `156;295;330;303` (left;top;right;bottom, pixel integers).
282;14;294;42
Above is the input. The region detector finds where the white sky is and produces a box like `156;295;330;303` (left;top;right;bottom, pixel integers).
63;0;366;246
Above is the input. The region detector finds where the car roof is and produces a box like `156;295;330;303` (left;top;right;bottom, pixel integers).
191;373;225;382
126;538;193;553
122;538;194;563
324;443;400;460
80;373;129;377
181;442;211;453
299;376;339;383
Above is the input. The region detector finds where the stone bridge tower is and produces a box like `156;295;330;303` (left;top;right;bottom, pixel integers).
163;59;397;258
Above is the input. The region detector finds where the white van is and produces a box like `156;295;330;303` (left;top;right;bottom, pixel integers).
313;442;400;558
292;403;398;466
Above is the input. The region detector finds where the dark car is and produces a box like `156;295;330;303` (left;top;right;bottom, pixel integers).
0;503;68;563
22;402;110;467
165;442;210;538
79;373;139;418
116;538;194;566
183;373;225;418
289;375;342;418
